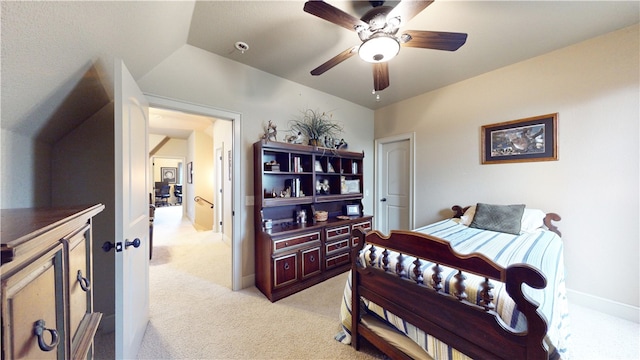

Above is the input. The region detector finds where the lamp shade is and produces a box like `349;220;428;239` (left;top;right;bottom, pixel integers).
358;35;400;63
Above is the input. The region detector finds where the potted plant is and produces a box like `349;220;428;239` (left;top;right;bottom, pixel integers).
289;109;343;146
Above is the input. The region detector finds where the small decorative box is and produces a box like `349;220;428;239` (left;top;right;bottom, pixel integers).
264;162;280;171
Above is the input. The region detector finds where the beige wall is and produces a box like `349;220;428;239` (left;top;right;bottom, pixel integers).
189;130;214;230
375;25;639;318
1;130;52;208
138;44;375;285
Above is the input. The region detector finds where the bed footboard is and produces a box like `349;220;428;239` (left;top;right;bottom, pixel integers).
351;228;551;360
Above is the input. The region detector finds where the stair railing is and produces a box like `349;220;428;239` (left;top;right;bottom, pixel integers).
194;196;214;208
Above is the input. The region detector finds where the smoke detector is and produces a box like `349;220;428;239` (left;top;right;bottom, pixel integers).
235;41;249;54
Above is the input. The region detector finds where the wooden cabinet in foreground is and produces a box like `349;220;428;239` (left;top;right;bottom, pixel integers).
1;204;104;359
254;140;372;301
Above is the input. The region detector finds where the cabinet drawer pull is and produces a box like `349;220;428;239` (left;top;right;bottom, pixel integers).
283;262;290;270
34;320;59;352
77;269;91;292
309;255;315;262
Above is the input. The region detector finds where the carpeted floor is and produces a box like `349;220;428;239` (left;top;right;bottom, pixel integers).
95;206;639;359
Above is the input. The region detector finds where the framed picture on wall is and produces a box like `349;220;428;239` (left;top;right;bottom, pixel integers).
187;162;193;184
481;113;558;164
161;167;177;183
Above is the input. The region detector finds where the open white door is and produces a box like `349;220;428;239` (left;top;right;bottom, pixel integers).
114;59;150;358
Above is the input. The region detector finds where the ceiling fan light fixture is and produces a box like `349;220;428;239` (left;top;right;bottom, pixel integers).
358;35;400;63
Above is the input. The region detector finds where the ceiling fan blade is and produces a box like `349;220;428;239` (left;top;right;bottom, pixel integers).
401;30;468;51
388;0;434;25
310;46;359;76
373;62;389;91
303;1;366;32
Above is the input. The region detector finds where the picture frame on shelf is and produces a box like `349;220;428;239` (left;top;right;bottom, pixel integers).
481;113;558;164
345;204;360;216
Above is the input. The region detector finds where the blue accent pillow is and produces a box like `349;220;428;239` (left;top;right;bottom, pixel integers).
469;203;526;235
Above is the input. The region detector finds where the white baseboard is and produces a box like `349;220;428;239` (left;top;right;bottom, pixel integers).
221;233;231;246
242;273;255;289
567;289;639;323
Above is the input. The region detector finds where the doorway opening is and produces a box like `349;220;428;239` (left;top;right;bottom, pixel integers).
145;94;242;291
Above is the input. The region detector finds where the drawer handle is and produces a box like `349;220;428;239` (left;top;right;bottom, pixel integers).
309;255;315;262
336;229;342;234
77;270;91;292
34;320;59;352
283;262;290;270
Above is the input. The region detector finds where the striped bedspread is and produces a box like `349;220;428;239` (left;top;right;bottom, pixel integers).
336;219;571;359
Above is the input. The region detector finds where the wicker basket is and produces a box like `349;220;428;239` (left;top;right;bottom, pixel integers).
314;211;328;222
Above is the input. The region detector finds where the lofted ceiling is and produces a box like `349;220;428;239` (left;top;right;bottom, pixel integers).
1;1;638;142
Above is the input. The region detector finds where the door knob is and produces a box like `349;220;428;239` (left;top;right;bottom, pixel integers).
380;198;387;202
125;238;141;249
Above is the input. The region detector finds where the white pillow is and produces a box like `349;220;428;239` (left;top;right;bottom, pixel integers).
459;205;476;226
520;208;546;233
459;205;546;233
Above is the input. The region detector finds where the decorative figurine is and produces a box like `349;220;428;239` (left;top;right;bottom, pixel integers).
261;120;278;142
285;131;303;144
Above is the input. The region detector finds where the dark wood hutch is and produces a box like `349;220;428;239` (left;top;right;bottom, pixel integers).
253;140;372;301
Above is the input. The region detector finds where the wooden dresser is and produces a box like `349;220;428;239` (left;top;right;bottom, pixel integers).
1;204;104;359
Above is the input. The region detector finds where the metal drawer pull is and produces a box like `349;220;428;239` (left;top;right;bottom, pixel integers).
283;262;290;270
309;255;315;262
34;320;59;352
77;269;90;291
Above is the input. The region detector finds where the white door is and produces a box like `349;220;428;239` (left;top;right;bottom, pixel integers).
114;59;150;359
375;134;414;234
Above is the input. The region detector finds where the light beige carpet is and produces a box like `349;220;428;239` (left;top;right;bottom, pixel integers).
133;206;384;359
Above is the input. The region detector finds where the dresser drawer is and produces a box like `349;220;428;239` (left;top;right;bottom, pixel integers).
3;245;65;359
273;253;297;288
326;252;350;270
325;238;349;256
301;247;321;279
65;225;91;340
325;225;350;242
351;220;372;247
274;232;320;252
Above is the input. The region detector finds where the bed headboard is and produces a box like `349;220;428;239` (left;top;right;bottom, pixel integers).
451;205;562;237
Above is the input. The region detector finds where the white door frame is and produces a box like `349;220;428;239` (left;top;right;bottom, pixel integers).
215;145;224;233
144;94;242;291
374;133;415;231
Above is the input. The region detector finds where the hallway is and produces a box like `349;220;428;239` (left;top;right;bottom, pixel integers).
151;205;231;288
94;205;231;358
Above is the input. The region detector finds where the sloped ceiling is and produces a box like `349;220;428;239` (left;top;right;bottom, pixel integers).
1;1;195;143
1;1;638;143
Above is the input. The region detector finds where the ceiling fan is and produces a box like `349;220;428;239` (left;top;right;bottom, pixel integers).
303;0;467;92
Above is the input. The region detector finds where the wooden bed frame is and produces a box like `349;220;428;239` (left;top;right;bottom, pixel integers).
350;205;562;360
